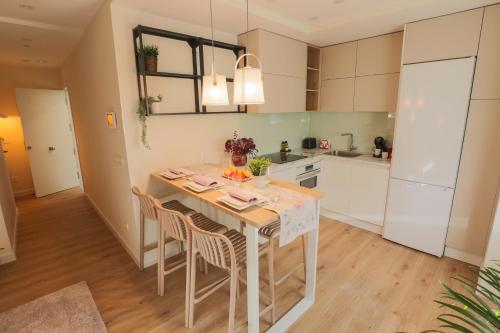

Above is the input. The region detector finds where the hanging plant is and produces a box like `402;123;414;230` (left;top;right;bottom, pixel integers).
137;98;151;150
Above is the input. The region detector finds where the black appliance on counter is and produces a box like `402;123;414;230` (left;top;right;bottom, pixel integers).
260;152;307;165
302;137;317;149
373;136;385;158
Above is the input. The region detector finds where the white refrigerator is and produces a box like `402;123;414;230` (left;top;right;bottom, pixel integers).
383;57;476;257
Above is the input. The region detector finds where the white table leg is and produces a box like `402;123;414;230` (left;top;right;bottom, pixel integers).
266;200;320;333
246;224;260;333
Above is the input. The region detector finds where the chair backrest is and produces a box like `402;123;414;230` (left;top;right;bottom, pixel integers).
131;186;157;221
185;217;236;271
154;199;188;242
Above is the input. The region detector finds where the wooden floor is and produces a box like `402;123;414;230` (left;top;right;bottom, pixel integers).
0;189;474;332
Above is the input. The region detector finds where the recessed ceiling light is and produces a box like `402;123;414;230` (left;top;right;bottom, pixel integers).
308;16;319;22
19;3;35;10
333;0;344;4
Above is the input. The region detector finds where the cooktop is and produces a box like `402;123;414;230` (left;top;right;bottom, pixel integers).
259;152;307;164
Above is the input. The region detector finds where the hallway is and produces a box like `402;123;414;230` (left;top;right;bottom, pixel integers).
0;189;474;332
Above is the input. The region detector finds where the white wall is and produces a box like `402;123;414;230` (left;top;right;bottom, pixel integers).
61;0;138;262
0;141;17;264
483;190;500;267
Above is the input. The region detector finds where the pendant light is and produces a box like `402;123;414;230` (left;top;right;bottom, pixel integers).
201;0;229;106
233;0;265;105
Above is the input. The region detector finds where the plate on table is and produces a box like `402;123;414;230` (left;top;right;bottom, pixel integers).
184;181;222;193
217;193;267;211
159;170;184;180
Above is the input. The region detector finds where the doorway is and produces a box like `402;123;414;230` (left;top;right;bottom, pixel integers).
15;88;81;197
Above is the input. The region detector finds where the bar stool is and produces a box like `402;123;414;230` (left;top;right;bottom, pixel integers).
154;200;227;326
131;186;195;270
258;221;307;324
187;218;271;332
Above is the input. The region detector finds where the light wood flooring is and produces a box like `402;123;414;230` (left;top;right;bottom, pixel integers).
0;189;474;332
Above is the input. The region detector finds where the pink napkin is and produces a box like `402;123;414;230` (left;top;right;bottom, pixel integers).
228;190;257;202
192;175;218;187
168;167;183;175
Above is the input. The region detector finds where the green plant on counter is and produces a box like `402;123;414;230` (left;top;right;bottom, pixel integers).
423;261;499;333
248;157;272;176
138;44;159;57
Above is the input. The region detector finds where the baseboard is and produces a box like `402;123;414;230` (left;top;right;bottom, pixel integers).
84;193;140;267
444;246;483;266
321;209;383;235
14;188;34;197
0;249;16;265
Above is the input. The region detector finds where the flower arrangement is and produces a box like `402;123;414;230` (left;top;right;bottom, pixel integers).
224;131;257;166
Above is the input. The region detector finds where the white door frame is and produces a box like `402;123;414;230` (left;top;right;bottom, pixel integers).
63;87;84;190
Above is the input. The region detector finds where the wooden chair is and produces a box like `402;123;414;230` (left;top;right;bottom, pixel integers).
258;221;307;324
154;200;228;326
131;186;195;270
186;219;271;332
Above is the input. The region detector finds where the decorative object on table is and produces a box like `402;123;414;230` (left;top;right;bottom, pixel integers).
137;98;151;149
280;140;291;153
425;262;500;332
248;157;271;188
106;111;117;129
373;136;385;158
201;0;229;106
233;0;265;105
139;44;159;72
302;137;317;149
319;138;330;149
223;165;252;181
224;131;257;166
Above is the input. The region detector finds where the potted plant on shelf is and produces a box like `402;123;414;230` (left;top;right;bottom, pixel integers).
139;44;159;72
224;131;257;167
248;157;272;188
148;94;163;114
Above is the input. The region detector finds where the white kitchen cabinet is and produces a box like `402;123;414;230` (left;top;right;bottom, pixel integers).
356;32;403;76
472;4;500;100
239;29;307;78
248;74;306;113
321;158;351;215
403;8;483;64
321;156;390;226
321;42;357;80
354;73;400;112
320;78;355;112
349;164;389;226
270;165;296;183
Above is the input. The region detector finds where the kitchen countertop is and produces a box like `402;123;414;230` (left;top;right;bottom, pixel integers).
291;148;391;168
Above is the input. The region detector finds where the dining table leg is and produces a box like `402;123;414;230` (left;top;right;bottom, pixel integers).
246;224;260;333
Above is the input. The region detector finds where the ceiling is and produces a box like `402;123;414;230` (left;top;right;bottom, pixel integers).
0;0;104;68
115;0;498;46
0;0;498;68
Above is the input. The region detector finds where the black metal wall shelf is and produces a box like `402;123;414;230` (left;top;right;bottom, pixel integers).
133;25;247;116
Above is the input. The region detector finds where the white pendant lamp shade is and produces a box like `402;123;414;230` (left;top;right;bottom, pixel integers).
202;63;229;106
233;53;265;105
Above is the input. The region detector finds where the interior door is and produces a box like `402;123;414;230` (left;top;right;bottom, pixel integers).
15;88;80;197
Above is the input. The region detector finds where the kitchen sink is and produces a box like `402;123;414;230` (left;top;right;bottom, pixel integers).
325;150;362;158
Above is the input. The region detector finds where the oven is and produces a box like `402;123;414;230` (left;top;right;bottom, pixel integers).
296;161;321;189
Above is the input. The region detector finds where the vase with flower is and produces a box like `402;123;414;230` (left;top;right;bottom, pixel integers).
224;131;257;167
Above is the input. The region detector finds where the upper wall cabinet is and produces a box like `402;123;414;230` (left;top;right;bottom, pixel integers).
356;32;403;76
472;4;500;100
403;8;483;64
239;29;307;78
354;74;400;112
321;41;357;80
239;29;307;113
320;78;355;112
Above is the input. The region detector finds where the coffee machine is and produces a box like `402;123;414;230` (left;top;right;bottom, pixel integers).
373;136;385;158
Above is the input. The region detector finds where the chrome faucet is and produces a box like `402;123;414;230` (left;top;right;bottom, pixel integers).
341;133;357;151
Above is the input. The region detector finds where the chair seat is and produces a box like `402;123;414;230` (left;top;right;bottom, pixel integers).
161;200;196;216
259;220;281;239
190;213;227;234
222;229;247;265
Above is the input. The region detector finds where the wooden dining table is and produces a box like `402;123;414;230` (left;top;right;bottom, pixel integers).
152;167;324;333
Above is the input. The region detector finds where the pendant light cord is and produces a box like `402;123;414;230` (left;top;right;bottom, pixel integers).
246;0;249;49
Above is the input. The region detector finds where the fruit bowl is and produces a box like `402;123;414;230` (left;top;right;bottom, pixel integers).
222;166;253;182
